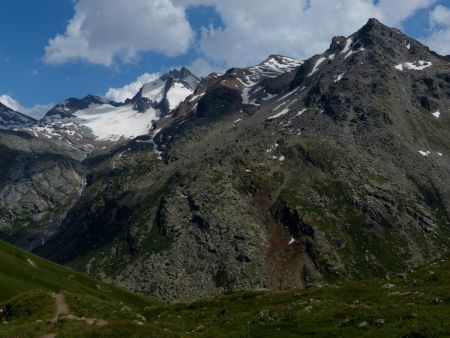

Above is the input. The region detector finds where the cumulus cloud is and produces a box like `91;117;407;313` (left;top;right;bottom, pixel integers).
0;95;53;119
429;4;450;26
105;72;161;102
172;0;436;69
44;0;194;66
188;57;221;76
0;95;22;112
44;0;449;84
376;0;437;24
423;5;450;55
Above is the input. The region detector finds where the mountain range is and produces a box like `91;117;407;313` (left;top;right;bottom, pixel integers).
0;18;449;305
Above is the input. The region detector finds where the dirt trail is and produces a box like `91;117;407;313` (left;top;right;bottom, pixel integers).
38;334;56;338
52;293;69;317
48;291;108;329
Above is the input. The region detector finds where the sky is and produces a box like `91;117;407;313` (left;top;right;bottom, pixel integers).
0;0;450;118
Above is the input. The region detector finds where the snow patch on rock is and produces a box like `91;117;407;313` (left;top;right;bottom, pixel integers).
141;79;166;102
395;60;432;71
268;109;290;120
308;57;327;76
341;38;353;54
334;73;345;83
166;82;193;110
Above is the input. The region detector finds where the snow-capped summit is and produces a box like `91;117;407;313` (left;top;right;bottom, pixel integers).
248;55;304;81
44;95;118;120
227;55;303;87
131;67;200;114
0;102;36;129
215;55;303;106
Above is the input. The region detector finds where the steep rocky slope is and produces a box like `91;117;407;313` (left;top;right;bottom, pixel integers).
3;19;450;303
0;102;35;129
0;129;85;250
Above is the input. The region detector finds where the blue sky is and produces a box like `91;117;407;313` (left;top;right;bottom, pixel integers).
0;0;449;117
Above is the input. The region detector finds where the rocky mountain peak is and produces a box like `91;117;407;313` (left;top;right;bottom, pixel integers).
132;67;200;114
164;67;198;82
293;16;444;94
329;36;348;53
44;95;116;120
356;18;409;49
157;67;201;96
79;95;110;106
0;102;36;129
360;17;387;32
0;101;14;113
327;18;419;60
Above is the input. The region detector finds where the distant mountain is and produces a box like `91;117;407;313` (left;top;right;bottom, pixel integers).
128;67;200;114
27;68;201;144
0;68;200;250
44;95;119;119
0;102;36;129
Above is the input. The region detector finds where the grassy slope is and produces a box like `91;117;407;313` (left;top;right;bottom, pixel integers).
0;240;156;307
1;239;450;337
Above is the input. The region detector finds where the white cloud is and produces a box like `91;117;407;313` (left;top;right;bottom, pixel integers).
425;30;450;55
423;5;450;55
173;0;436;69
188;57;222;77
429;4;450;26
44;0;194;66
105;72;161;102
0;95;52;120
23;104;54;120
43;0;448;74
0;95;22;112
376;0;437;24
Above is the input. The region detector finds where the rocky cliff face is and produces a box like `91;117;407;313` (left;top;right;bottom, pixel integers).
0;129;85;250
0;103;36;129
2;19;450;302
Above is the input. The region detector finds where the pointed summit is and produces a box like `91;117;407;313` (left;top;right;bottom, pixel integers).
133;67;200;114
323;17;436;66
355;17;409;49
0;102;36;129
162;67;200;94
362;18;385;30
165;67;198;81
328;19;392;53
